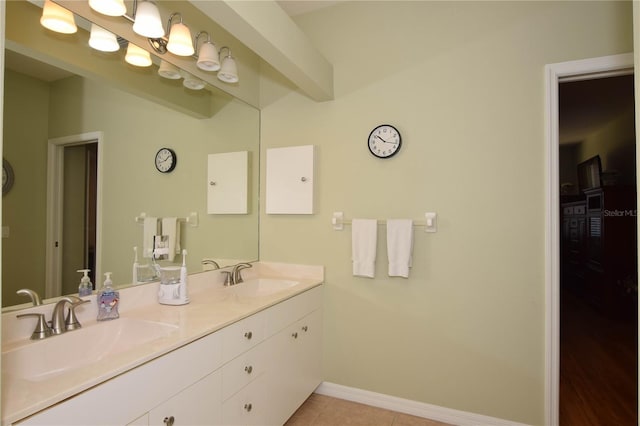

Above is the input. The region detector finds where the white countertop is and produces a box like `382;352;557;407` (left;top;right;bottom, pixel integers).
1;262;324;425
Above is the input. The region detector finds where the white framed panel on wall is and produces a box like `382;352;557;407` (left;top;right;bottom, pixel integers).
207;151;248;214
266;145;315;214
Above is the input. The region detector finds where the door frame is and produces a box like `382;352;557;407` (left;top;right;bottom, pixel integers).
544;53;634;426
45;131;103;298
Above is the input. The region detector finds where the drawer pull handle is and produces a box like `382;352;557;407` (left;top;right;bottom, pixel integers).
244;403;253;412
302;325;308;332
164;416;175;426
292;332;298;339
244;331;253;340
245;365;253;374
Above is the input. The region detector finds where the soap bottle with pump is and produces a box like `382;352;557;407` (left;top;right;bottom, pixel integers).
77;269;93;297
97;272;119;321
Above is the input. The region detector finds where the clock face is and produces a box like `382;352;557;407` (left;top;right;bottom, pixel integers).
368;124;401;159
155;148;177;173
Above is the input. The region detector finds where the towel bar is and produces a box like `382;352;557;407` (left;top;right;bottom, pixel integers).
134;212;199;227
332;211;437;233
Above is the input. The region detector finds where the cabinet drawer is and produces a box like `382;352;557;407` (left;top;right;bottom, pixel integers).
222;342;267;400
221;310;267;362
574;205;585;215
564;206;574;215
266;286;322;336
221;375;270;425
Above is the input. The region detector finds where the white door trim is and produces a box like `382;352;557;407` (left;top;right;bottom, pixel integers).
45;131;104;298
544;53;634;426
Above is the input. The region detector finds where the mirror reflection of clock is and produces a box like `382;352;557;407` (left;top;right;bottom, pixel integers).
3;159;15;195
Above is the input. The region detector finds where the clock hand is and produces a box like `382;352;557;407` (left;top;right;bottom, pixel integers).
375;135;390;143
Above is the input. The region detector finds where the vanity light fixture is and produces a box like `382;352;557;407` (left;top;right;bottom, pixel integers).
158;60;182;80
89;24;120;52
195;31;220;72
217;47;239;84
132;0;165;39
165;13;195;57
40;0;77;34
88;0;126;17
125;43;152;67
84;0;240;84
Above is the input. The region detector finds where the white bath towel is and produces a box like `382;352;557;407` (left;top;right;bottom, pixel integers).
352;219;378;278
162;217;181;262
387;219;413;278
143;217;158;258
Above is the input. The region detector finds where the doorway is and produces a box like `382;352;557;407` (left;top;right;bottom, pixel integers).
45;131;103;299
545;53;636;426
558;76;637;424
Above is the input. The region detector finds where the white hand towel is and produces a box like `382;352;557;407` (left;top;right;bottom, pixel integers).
387;219;413;278
352;219;378;278
143;217;158;258
162;217;181;262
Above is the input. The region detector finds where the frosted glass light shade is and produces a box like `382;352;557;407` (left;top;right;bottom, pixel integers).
125;43;152;67
167;23;194;56
89;24;120;52
132;1;165;38
89;0;126;16
197;42;220;71
40;0;77;34
218;56;239;83
180;71;205;90
158;60;181;79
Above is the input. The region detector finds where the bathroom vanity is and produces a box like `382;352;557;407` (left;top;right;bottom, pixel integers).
2;263;323;425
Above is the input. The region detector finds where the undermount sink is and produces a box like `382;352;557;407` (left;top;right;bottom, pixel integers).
3;318;178;383
231;278;300;297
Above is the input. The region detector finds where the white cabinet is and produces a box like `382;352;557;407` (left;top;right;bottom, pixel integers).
265;309;323;425
265;145;315;214
207;151;249;214
15;286;322;426
148;370;222;426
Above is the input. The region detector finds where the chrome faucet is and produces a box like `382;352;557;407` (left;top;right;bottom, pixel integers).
232;263;252;285
50;296;90;335
202;259;220;270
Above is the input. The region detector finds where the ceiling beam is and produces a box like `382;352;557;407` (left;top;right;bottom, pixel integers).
191;0;334;103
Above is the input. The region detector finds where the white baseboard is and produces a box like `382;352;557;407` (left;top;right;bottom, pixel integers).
314;382;528;426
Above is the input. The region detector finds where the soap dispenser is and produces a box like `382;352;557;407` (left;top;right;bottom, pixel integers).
77;269;93;297
97;272;119;321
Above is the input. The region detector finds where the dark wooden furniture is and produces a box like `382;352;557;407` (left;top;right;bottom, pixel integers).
561;186;637;317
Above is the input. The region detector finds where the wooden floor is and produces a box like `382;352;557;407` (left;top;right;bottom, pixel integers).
560;289;638;425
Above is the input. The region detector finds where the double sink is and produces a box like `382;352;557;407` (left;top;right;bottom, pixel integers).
2;278;299;384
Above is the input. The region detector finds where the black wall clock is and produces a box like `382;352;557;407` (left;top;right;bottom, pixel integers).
155;148;177;173
367;124;402;159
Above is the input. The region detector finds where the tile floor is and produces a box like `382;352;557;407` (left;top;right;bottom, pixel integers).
284;394;452;426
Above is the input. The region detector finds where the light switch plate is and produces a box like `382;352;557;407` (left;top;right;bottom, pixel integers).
425;212;437;233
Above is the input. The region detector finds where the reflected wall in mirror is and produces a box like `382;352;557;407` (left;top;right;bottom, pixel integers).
2;0;260;309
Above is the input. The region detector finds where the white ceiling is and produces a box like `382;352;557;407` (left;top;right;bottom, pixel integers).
276;1;342;16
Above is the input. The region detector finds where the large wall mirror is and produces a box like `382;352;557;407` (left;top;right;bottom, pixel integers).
2;0;260;309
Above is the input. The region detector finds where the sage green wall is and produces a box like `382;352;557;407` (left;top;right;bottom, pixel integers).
2;70;49;307
258;1;633;424
47;76;259;289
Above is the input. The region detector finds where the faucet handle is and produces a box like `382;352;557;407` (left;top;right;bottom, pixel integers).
17;313;53;340
221;271;232;286
65;299;90;331
16;289;42;306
